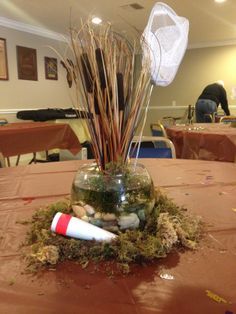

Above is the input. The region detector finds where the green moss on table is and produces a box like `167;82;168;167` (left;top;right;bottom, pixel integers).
22;189;203;274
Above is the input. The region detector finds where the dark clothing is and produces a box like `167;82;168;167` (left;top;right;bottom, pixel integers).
197;83;230;116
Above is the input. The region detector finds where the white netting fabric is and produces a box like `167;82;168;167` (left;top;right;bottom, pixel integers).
142;2;189;86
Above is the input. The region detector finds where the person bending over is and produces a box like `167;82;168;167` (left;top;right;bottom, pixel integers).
195;81;230;123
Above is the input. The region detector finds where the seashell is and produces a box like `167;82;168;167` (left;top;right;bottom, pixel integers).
101;213;117;221
118;213;140;230
84;204;95;216
72;205;86;218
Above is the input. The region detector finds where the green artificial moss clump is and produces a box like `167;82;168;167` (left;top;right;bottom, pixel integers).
22;189;202;273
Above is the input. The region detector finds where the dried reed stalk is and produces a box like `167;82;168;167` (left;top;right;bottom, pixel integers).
64;22;151;172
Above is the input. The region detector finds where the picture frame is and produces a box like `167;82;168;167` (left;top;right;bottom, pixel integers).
44;57;58;80
0;38;9;80
16;46;38;81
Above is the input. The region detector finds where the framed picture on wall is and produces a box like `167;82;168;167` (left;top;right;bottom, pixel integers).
0;38;9;80
16;46;38;80
44;57;58;80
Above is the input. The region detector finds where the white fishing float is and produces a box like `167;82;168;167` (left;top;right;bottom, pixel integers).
51;212;117;242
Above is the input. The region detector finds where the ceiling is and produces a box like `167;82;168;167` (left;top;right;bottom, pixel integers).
0;0;236;48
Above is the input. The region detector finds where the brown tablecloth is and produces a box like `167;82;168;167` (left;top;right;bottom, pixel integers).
0;159;236;313
0;122;81;157
166;123;236;162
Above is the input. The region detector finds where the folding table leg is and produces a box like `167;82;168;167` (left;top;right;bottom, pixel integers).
16;155;21;166
6;157;11;167
29;153;37;164
0;153;6;168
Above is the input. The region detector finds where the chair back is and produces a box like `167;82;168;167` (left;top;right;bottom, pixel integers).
204;113;213;123
131;136;176;158
220;116;236;123
150;122;169;148
0;118;8;126
161;117;176;127
150;122;167;137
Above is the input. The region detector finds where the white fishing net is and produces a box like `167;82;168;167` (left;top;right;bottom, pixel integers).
142;2;189;86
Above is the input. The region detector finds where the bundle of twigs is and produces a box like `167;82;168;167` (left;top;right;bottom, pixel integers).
64;22;151;171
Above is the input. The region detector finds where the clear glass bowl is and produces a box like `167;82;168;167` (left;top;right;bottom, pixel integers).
71;162;155;231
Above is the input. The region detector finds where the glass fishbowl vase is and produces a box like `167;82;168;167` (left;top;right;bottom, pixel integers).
71;162;155;233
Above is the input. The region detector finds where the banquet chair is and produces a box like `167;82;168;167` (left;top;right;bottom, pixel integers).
219;115;236;123
150;122;167;137
28;151;50;164
150;122;169;148
171;105;194;124
161;117;176;126
0;118;8;126
131;136;176;159
203;113;213;123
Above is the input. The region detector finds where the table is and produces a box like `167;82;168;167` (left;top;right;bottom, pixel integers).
0;159;236;313
166;123;236;162
55;119;90;144
0;122;81;161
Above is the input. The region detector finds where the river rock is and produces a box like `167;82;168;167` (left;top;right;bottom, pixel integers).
116;206;125;213
94;212;102;219
137;209;146;221
84;204;95;216
81;215;90;222
78;201;86;206
72;205;86;218
101;220;118;228
101;213;117;221
118;213;140;230
90;218;103;227
103;226;119;233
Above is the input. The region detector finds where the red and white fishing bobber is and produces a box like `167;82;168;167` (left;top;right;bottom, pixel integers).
51;212;117;242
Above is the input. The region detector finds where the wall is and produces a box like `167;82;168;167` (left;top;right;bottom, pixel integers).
0;25;75;121
1;24;236;127
141;44;236;135
150;44;236;108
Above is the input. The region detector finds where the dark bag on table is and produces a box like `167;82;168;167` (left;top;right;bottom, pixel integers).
16;108;90;121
